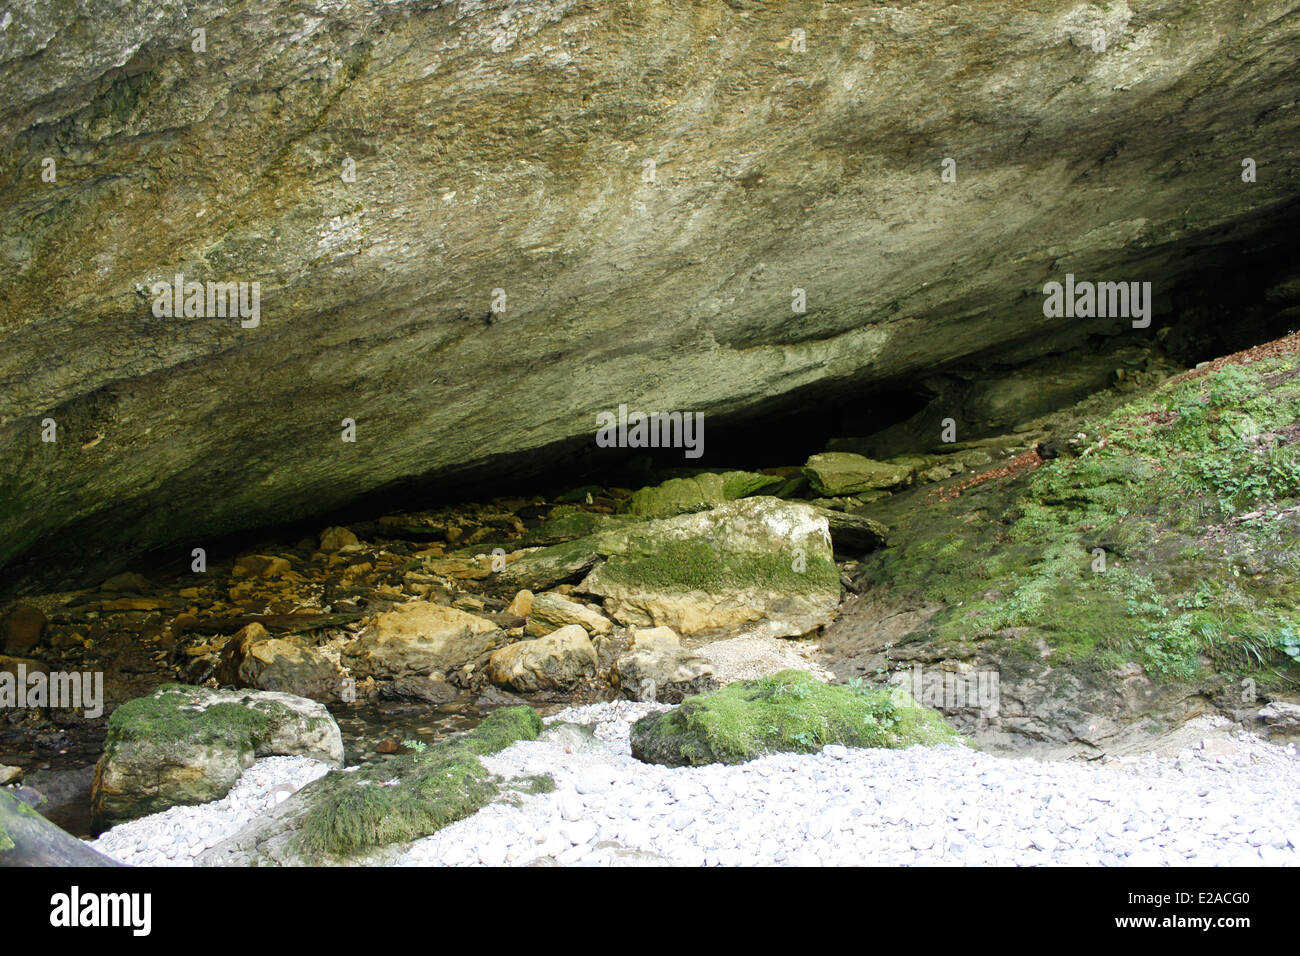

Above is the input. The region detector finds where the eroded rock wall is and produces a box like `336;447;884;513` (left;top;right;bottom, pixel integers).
2;0;1297;585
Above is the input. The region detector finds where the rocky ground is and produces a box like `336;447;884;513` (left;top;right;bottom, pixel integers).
4;333;1300;863
89;705;1300;867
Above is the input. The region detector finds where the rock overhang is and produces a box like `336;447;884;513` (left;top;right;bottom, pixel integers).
1;0;1298;590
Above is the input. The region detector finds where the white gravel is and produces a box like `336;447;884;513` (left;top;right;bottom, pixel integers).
89;756;331;867
87;704;1300;867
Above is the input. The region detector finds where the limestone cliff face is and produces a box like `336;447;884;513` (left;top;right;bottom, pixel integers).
1;0;1298;584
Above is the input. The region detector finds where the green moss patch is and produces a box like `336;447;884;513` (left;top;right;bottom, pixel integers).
596;539;840;595
631;669;962;766
622;471;782;518
863;346;1300;688
294;706;543;861
106;684;270;748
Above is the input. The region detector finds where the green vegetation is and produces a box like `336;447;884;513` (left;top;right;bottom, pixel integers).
106;685;270;748
630;669;962;766
621;471;782;518
295;706;544;861
597;539;840;595
866;352;1300;687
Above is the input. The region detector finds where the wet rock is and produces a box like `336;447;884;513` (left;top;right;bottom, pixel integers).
525;592;612;637
99;572;151;593
378;676;461;706
487;625;598;692
91;684;344;827
803;453;914;496
318;526;359;552
215;623;343;702
232;555;292;580
0;765;21;785
99;596;172;612
475;685;529;709
342;601;501;679
2;604;46;656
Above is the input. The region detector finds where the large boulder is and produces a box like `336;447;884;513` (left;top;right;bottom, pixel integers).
578;498;841;637
216;622;343;702
630;669;963;767
486;625;598;692
91;685;344;827
342;602;501;679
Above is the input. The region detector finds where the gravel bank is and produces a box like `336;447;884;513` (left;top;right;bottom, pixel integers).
88;703;1300;867
89;756;331;866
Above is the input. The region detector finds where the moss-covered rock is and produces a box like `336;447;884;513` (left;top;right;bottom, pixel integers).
580;498;841;636
803;453;915;496
198;706;544;865
500;497;840;636
621;471;782;519
631;669;962;766
91;684;344;827
521;507;636;547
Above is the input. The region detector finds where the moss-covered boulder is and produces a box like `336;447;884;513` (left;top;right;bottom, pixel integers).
500;498;840;636
91;684;344;828
630;669;962;766
580;497;841;636
198;706;545;865
803;453;915;496
622;471;782;519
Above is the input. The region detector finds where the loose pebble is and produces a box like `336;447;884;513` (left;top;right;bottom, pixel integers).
88;702;1300;867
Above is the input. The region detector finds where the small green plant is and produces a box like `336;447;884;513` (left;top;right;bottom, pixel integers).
402;739;427;754
1279;627;1300;663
